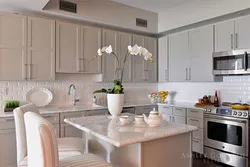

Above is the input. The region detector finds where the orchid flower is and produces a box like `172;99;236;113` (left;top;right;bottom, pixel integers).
105;45;113;54
97;48;102;56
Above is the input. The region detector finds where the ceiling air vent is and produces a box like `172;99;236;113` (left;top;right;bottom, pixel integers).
60;0;77;13
136;18;148;28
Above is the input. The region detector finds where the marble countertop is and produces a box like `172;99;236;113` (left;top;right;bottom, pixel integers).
0;101;157;118
64;114;198;147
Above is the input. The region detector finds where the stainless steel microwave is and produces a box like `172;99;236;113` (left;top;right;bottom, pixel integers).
213;49;250;75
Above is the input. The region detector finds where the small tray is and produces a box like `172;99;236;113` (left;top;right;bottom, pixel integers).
4;108;16;112
195;103;214;107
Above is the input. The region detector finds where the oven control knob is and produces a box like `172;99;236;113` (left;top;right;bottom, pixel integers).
233;111;237;115
204;108;207;112
238;112;242;116
243;112;248;117
207;109;211;112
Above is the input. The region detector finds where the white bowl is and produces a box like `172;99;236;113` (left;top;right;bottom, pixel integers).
134;115;144;124
119;116;130;124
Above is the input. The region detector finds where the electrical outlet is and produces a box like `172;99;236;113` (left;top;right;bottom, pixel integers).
0;87;7;96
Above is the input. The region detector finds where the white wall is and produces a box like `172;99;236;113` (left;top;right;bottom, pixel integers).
158;76;250;104
158;0;250;32
43;0;158;33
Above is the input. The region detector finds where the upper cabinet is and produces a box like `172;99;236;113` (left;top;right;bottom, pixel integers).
81;26;102;74
158;36;168;82
234;15;250;50
215;20;235;52
215;15;250;52
189;25;214;82
169;25;215;82
132;35;157;82
102;29;118;82
56;21;81;73
0;13;27;80
169;31;189;82
145;37;157;82
28;16;55;81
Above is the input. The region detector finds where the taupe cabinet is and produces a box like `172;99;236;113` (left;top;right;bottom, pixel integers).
56;22;102;74
0;13;55;81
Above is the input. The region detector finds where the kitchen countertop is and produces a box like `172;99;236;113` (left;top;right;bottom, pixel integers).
0;101;157;118
64;114;198;147
0;101;206;118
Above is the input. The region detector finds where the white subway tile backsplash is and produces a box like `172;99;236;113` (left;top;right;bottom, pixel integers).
159;76;250;103
0;75;157;111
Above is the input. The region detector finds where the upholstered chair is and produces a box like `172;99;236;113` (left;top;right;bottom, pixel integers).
24;112;111;167
14;103;84;167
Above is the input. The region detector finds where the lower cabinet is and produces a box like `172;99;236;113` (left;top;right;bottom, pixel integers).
0;117;17;167
86;109;109;116
0;129;17;167
60;111;86;138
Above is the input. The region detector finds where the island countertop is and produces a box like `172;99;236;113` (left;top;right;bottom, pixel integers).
64;114;198;147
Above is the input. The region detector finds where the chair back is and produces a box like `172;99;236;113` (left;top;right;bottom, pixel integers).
13;103;39;163
24;112;59;167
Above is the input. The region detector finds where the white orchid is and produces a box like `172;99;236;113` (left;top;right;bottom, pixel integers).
105;45;113;54
144;52;153;61
130;44;141;55
97;48;102;56
128;45;132;53
140;47;149;56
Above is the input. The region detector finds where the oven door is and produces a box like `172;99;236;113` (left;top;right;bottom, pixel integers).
204;115;248;156
213;50;250;75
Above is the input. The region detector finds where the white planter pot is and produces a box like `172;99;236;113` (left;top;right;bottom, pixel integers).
107;94;124;117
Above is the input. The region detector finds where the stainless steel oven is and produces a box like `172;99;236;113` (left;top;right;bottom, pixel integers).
204;108;249;167
213;49;250;75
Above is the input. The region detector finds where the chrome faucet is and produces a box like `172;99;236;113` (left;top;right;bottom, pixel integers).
68;84;79;105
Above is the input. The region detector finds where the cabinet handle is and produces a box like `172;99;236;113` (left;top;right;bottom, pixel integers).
170;116;172;122
231;34;233;49
186;68;188;80
190;110;199;112
29;64;36;80
235;33;238;49
189;68;191;80
189;119;199;122
175;108;183;111
165;70;168;81
193;140;199;143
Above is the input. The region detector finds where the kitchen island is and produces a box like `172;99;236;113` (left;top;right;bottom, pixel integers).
64;114;198;167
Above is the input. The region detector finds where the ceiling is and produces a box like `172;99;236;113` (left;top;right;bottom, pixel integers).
111;0;195;13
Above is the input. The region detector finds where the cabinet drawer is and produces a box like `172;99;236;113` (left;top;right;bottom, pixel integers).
187;117;203;128
192;139;204;154
0;117;15;130
60;111;86;122
158;106;173;115
173;107;186;117
172;116;186;124
87;109;108;116
43;114;60;124
187;109;203;118
192;128;203;141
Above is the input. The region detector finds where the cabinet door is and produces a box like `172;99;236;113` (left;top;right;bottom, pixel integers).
60;123;83;138
102;29;118;82
189;25;214;82
28;17;55;81
132;35;145;82
81;26;102;73
158;36;168;82
0;13;27;80
0;129;17;167
169;31;189;82
235;16;250;50
162;114;172;122
118;32;132;82
215;20;235;52
56;21;81;73
145;37;157;82
87;109;109;116
172;116;186;124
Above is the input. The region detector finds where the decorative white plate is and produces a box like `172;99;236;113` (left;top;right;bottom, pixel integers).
26;88;53;107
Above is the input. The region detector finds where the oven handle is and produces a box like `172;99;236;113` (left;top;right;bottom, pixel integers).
244;52;248;71
205;114;248;123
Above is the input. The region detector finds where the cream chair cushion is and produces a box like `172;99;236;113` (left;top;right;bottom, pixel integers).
14;103;84;167
24;112;111;167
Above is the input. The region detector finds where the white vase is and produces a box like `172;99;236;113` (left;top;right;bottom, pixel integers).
107;94;124;117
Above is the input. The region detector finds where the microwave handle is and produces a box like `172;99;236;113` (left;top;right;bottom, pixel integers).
244;52;248;71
